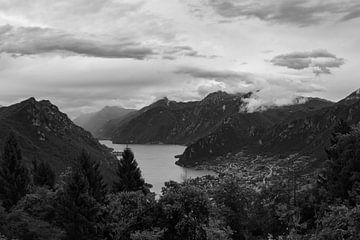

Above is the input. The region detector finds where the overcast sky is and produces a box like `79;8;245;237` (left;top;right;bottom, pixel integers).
0;0;359;117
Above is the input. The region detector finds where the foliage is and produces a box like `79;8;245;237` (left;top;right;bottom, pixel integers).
310;205;360;240
113;148;147;193
0;132;30;210
159;183;210;240
101;191;158;240
32;159;56;189
130;228;164;240
322;125;360;203
204;219;233;240
55;166;103;240
2;121;360;240
14;187;57;222
0;210;65;240
77;150;108;202
212;176;255;240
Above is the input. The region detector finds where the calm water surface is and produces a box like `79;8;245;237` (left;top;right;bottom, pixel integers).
100;140;215;194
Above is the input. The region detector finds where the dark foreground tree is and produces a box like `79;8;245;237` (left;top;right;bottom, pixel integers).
0;132;30;210
322;123;360;203
102;191;158;240
76;150;107;202
56;166;102;240
32;159;56;189
113;148;146;193
159;183;210;240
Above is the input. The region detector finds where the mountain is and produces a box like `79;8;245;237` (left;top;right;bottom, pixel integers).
74;106;136;138
110;92;253;144
0;98;117;183
104;91;334;164
178;90;360;166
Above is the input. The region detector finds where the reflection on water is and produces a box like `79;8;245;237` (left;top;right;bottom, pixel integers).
100;140;215;194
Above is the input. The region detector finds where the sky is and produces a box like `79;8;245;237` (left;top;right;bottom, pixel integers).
0;0;359;117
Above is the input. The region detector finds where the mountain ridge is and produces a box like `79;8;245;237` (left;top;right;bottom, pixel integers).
178;89;360;166
0;97;118;183
99;91;337;166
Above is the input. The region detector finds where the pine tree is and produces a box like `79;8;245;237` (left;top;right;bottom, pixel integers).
113;148;146;193
32;159;56;189
76;150;107;202
0;132;30;210
56;166;102;240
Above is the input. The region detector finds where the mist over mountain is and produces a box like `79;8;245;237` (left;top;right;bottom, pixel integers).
74;106;136;138
178;89;359;166
97;90;341;166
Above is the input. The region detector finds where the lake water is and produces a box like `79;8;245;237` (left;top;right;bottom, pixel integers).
100;140;215;194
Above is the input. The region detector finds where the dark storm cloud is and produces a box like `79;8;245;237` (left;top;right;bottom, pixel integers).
0;25;154;59
270;50;345;75
195;0;360;26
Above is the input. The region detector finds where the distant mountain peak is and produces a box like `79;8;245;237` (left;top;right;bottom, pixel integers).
74;105;136;137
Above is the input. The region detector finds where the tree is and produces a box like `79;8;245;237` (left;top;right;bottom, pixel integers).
159;183;210;240
310;205;360;240
0;132;30;210
102;191;158;240
213;177;253;240
113;148;147;193
76;150;107;202
55;166;103;240
322;124;360;203
329;119;351;146
32;159;56;189
0;209;65;240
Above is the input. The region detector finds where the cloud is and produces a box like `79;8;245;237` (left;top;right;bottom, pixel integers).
270;49;345;75
0;25;154;59
174;65;324;110
190;0;360;26
175;66;256;84
0;25;211;60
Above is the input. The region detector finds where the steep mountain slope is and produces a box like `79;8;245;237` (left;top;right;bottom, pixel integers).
178;90;360;166
0;98;117;183
111;92;257;144
177;97;335;166
74;106;135;138
259;89;360;157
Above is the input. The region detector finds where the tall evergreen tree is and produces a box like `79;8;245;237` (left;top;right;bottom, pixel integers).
32;159;56;189
113;148;146;193
76;150;107;202
56;166;102;240
0;132;30;210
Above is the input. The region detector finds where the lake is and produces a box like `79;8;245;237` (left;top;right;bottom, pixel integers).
100;140;215;194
